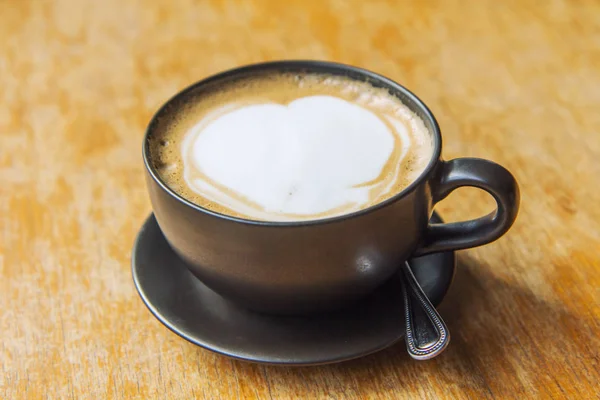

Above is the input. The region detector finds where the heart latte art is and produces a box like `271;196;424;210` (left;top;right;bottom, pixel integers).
149;73;432;221
184;96;410;219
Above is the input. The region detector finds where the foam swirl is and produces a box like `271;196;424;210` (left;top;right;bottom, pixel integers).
149;72;433;221
181;95;412;221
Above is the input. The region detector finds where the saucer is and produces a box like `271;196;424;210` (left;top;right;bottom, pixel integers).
132;212;455;365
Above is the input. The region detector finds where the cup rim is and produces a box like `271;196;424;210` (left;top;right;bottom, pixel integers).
143;60;442;227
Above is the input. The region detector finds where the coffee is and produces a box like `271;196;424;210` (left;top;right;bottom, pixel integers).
148;72;433;221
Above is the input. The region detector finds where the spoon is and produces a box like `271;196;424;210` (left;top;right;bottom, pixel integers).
400;261;450;360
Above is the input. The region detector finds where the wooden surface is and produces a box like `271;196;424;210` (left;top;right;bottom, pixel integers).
1;1;599;398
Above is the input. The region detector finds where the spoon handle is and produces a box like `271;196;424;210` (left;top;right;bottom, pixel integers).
401;261;450;360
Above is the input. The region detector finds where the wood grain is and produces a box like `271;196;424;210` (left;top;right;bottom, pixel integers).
1;0;599;398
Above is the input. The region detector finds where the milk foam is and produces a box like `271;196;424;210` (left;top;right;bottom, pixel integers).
150;72;433;221
181;96;411;221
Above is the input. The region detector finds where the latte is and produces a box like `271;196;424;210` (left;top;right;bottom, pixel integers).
148;72;433;221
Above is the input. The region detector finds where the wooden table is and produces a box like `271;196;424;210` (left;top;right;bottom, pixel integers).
2;1;599;398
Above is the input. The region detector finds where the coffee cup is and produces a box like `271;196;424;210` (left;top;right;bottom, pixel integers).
143;60;519;314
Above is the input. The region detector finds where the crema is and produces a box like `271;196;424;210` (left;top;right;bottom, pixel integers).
148;72;432;221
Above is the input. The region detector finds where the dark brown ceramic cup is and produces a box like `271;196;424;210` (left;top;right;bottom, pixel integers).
143;61;520;314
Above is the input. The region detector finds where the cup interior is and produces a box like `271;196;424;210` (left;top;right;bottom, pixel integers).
143;60;442;226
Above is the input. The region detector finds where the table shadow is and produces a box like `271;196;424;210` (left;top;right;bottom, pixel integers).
228;253;592;397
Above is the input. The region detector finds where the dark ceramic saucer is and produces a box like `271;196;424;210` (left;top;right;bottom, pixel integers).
132;213;455;365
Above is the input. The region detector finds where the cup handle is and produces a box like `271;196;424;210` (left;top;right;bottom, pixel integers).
414;158;520;257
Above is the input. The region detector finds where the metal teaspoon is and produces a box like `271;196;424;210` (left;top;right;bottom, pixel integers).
400;261;451;360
